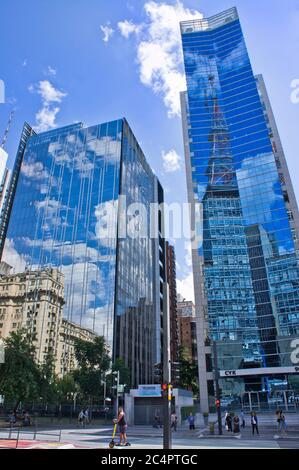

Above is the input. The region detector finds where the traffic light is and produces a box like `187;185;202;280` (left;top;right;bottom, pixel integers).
161;383;173;401
215;399;221;408
167;384;173;402
161;383;168;398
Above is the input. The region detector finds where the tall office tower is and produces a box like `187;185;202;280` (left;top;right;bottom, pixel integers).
180;8;299;411
0;119;166;387
165;242;179;366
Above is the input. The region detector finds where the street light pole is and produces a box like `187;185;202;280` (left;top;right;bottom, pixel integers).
112;370;120;417
162;282;172;449
213;341;223;435
116;370;120;414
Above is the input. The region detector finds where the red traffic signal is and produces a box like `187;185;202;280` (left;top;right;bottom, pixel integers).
161;383;168;392
215;399;221;408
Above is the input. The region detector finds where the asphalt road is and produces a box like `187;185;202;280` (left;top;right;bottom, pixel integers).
1;420;298;449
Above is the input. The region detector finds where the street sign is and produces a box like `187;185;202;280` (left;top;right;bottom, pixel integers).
220;366;299;377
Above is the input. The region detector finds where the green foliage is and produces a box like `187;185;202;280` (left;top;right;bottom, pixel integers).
72;336;111;400
178;346;199;396
0;329;41;409
55;373;78;403
39;351;58;403
0;331;114;406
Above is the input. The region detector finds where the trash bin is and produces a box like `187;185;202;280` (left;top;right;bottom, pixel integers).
209;422;215;435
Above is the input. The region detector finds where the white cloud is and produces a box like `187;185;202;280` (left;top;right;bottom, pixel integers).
46;65;57;77
116;1;202;117
36;80;66;104
29;80;67;133
2;239;28;273
118;19;142;38
34;106;60;133
21;159;49;180
177;271;194;302
100;24;114;42
220;39;248;72
162;149;181;172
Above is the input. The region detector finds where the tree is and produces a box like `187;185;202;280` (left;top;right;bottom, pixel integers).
72;336;111;401
55;373;78;403
178;346;199;396
39;350;57;403
0;329;41;410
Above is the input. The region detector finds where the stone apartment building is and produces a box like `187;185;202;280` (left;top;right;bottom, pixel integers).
0;263;97;376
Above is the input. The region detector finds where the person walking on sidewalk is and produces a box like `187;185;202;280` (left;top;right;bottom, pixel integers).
171;412;178;432
240;410;245;429
277;410;287;435
153;409;161;429
188;412;195;430
251;412;259;435
233;415;240;434
225;412;232;432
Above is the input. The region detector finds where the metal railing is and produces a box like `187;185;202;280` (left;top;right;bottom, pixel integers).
0;421;62;448
180;7;238;34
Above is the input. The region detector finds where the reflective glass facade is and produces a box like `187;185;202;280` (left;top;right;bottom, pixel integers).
181;8;299;400
1;119;164;385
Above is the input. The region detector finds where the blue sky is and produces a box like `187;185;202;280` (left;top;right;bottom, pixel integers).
1;0;299;300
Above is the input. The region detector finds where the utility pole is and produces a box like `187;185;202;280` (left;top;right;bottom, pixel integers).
162;282;172;449
213;341;222;435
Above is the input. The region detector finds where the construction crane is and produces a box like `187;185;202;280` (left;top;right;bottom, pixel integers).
1;109;15;149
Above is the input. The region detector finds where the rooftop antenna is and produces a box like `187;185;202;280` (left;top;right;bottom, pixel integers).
1;109;15;149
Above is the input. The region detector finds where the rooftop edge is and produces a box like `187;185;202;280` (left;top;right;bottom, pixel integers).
180;7;238;34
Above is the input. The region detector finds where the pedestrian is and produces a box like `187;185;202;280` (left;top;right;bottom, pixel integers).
277;410;287;434
233;415;240;434
188;412;195;430
251;412;259;435
9;411;16;426
225;412;232;432
240;410;245;428
77;409;84;427
84;408;89;425
171;412;177;432
117;406;128;446
23;411;31;427
153;408;161;429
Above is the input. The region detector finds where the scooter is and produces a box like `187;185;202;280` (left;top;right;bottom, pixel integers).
108;420;131;448
108;421;118;449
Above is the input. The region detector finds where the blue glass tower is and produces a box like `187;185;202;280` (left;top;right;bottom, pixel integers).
181;8;299;410
0;119;165;386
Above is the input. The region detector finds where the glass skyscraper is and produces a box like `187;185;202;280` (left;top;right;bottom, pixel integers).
0;118;165;386
180;8;299;411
